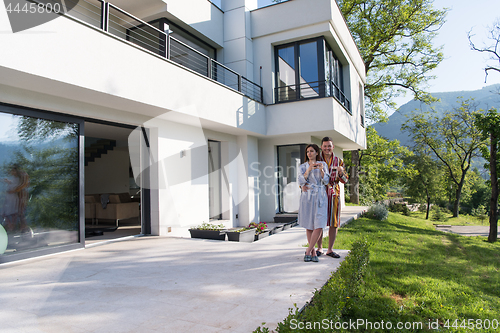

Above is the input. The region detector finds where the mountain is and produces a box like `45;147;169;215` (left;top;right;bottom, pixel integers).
372;84;500;146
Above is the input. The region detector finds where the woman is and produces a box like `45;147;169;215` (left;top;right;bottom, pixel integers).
298;144;329;262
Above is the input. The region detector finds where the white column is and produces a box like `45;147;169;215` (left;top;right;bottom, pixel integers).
236;134;260;226
222;0;257;80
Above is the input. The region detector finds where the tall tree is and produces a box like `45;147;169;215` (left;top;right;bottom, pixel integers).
469;19;500;242
337;0;446;203
402;148;444;219
402;99;485;217
475;108;499;243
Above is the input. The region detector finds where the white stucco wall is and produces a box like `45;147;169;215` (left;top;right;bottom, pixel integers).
0;7;266;136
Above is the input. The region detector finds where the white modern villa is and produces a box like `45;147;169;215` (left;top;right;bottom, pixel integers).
0;0;366;263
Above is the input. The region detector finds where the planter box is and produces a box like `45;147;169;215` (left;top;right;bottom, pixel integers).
227;229;255;242
254;230;270;241
189;229;226;241
270;226;283;235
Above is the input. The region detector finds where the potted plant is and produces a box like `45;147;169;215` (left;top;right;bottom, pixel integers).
248;222;270;241
189;222;226;240
226;227;255;242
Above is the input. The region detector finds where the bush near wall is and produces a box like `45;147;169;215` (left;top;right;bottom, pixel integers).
254;240;370;333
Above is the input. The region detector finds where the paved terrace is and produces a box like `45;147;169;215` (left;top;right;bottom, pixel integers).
0;206;367;333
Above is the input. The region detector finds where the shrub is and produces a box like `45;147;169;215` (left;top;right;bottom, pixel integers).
191;222;225;230
268;240;370;333
430;206;447;222
401;204;411;216
418;203;427;212
471;205;488;224
366;203;389;221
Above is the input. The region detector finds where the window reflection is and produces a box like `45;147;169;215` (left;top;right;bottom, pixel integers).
0;112;79;256
275;37;350;111
277;45;297;101
299;41;319;98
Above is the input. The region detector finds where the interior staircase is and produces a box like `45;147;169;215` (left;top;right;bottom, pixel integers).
85;139;117;166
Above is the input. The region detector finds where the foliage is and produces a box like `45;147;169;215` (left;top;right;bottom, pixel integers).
366;202;389;221
345;126;412;204
459;168;490;214
474;107;500;242
336;0;446;204
338;0;446;122
401;147;445;219
430;205;447;222
333;213;500;332
248;222;268;234
402;98;486;217
257;213;500;332
191;222;225;230
231;228;252;233
3;116;80;230
269;240;370;333
471;204;488;224
389;202;411;216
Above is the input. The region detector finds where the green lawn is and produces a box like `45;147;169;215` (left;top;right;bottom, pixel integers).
411;211;490;226
323;212;500;332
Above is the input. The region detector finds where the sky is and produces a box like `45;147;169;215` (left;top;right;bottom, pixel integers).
257;0;500;110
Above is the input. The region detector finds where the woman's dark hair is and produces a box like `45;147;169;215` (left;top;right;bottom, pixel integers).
304;144;321;162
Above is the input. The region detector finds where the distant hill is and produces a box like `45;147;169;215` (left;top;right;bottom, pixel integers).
372;84;500;146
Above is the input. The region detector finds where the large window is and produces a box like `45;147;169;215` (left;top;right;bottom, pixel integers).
0;106;81;262
275;37;350;111
277;144;306;213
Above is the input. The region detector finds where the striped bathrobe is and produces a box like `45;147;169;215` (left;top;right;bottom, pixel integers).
321;152;348;228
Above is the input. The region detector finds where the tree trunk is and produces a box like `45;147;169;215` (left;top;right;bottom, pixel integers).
489;133;498;243
426;196;431;220
350;150;360;204
453;182;464;218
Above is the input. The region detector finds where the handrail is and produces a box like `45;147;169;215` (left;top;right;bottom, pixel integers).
275;80;351;113
61;0;263;103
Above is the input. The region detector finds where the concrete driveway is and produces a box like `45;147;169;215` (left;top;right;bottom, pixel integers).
0;206;367;333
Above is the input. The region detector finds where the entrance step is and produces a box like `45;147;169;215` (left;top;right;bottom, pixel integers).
274;214;298;223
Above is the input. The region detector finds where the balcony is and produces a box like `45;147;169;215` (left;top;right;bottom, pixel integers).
275;80;351;113
58;0;263;103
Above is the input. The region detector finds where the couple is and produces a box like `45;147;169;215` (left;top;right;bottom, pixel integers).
298;137;348;262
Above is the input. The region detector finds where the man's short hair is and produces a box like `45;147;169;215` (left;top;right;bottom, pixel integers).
321;136;333;144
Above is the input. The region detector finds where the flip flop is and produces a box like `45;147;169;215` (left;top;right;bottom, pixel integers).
316;250;323;256
326;252;341;258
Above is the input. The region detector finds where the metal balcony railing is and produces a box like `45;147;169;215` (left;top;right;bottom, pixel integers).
50;0;263;103
275;80;351;113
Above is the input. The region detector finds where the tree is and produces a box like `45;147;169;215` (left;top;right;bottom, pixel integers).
402;148;444;219
337;0;446;203
469;19;500;242
475;108;500;243
345;126;412;204
402;99;486;217
468;19;500;83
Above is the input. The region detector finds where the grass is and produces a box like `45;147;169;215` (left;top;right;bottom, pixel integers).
412;211;490;226
315;212;500;332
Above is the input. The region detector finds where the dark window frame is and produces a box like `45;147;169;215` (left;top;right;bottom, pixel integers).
0;102;85;264
274;36;350;112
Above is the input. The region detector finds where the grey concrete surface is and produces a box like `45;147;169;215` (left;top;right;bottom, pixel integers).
435;225;500;237
0;206;367;333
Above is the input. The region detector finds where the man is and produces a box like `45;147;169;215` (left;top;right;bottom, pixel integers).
316;137;348;258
